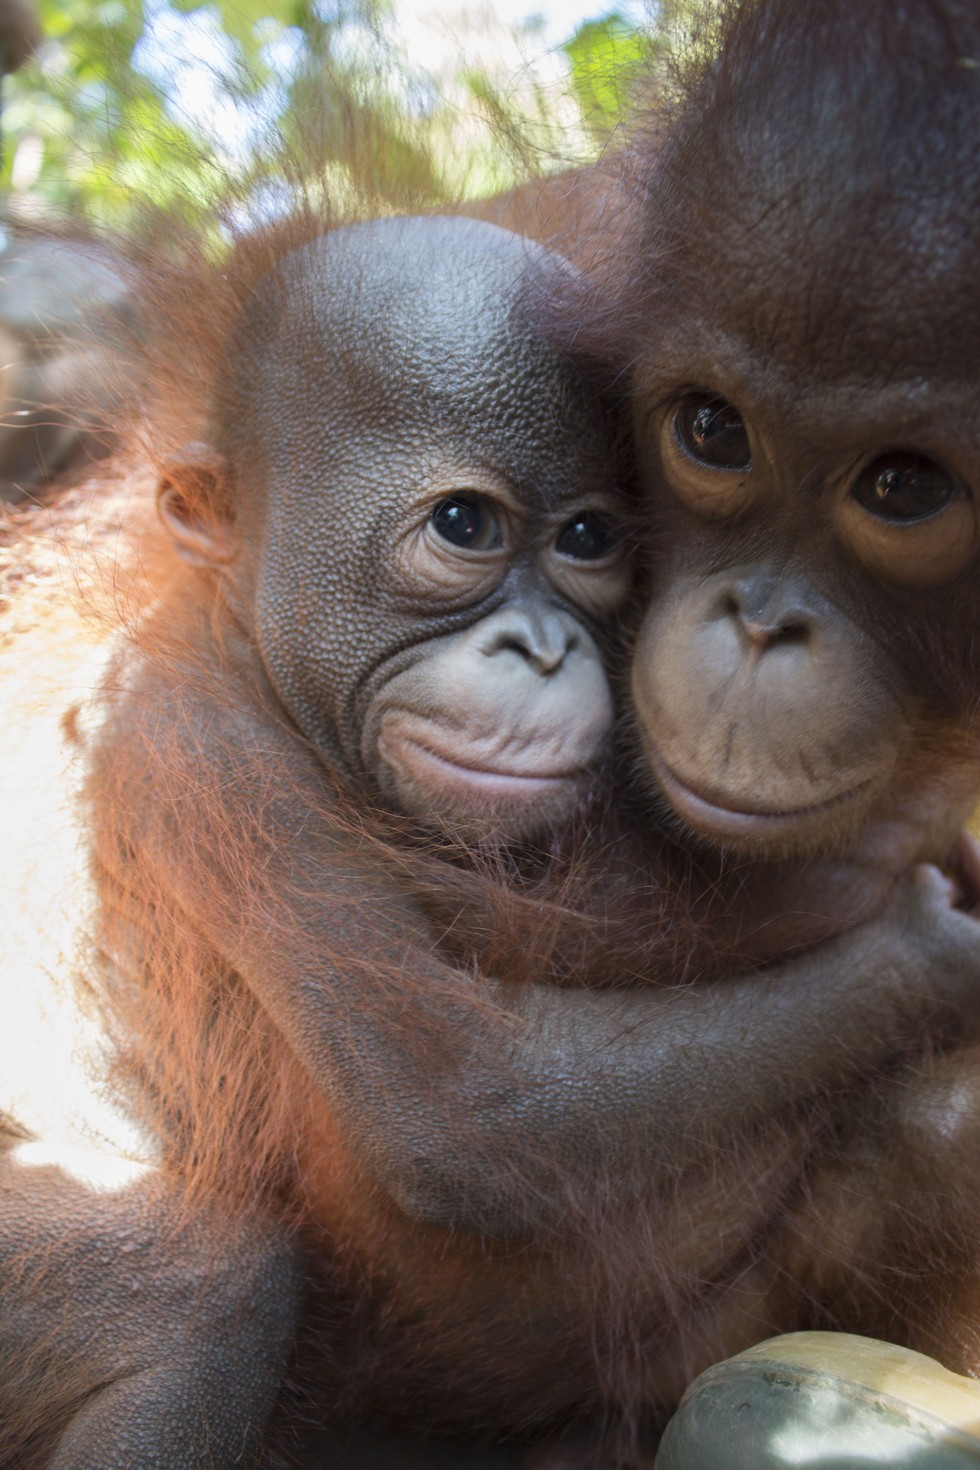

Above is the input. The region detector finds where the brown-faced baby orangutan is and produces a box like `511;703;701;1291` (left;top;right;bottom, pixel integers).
1;205;980;1470
554;0;980;1460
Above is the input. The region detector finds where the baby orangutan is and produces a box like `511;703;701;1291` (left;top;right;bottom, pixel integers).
2;214;980;1470
156;219;631;846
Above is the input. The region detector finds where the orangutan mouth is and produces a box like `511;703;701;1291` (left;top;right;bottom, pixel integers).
651;750;872;838
381;725;584;801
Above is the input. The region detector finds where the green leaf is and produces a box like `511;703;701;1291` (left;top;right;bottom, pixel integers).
564;10;653;142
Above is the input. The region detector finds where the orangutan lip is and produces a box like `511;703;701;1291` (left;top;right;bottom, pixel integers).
650;751;871;831
381;728;579;794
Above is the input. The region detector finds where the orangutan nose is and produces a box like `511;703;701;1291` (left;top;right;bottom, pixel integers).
717;571;815;652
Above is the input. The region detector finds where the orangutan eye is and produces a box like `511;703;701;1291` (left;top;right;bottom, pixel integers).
430;495;501;550
675;393;751;471
555;510;622;561
852;453;956;522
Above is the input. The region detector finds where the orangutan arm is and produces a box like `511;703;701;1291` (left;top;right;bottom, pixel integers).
91;658;980;1238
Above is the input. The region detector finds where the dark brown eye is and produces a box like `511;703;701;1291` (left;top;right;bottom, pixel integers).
430;495;499;549
852;453;955;522
555;510;622;561
675;393;751;471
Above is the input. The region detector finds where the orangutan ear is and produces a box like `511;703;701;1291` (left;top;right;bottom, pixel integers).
156;445;235;566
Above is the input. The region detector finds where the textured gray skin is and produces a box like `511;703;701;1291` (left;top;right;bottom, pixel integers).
221;216;617;779
5;216;980;1469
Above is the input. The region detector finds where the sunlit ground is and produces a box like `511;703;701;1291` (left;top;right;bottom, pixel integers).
0;484;155;1189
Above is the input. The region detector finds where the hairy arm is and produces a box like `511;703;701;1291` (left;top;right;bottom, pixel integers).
0;1141;299;1469
91;644;980;1238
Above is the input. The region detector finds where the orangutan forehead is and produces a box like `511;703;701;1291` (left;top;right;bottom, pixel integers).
268;222;567;407
665;233;980;389
226;218;611;508
641;0;980;381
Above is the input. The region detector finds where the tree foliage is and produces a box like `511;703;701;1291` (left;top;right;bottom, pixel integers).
0;0;659;229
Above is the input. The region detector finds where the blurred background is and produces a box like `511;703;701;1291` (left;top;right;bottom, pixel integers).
0;0;715;506
0;0;672;228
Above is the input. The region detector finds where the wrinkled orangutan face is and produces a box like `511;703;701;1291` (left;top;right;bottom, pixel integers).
159;216;631;842
362;481;628;839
